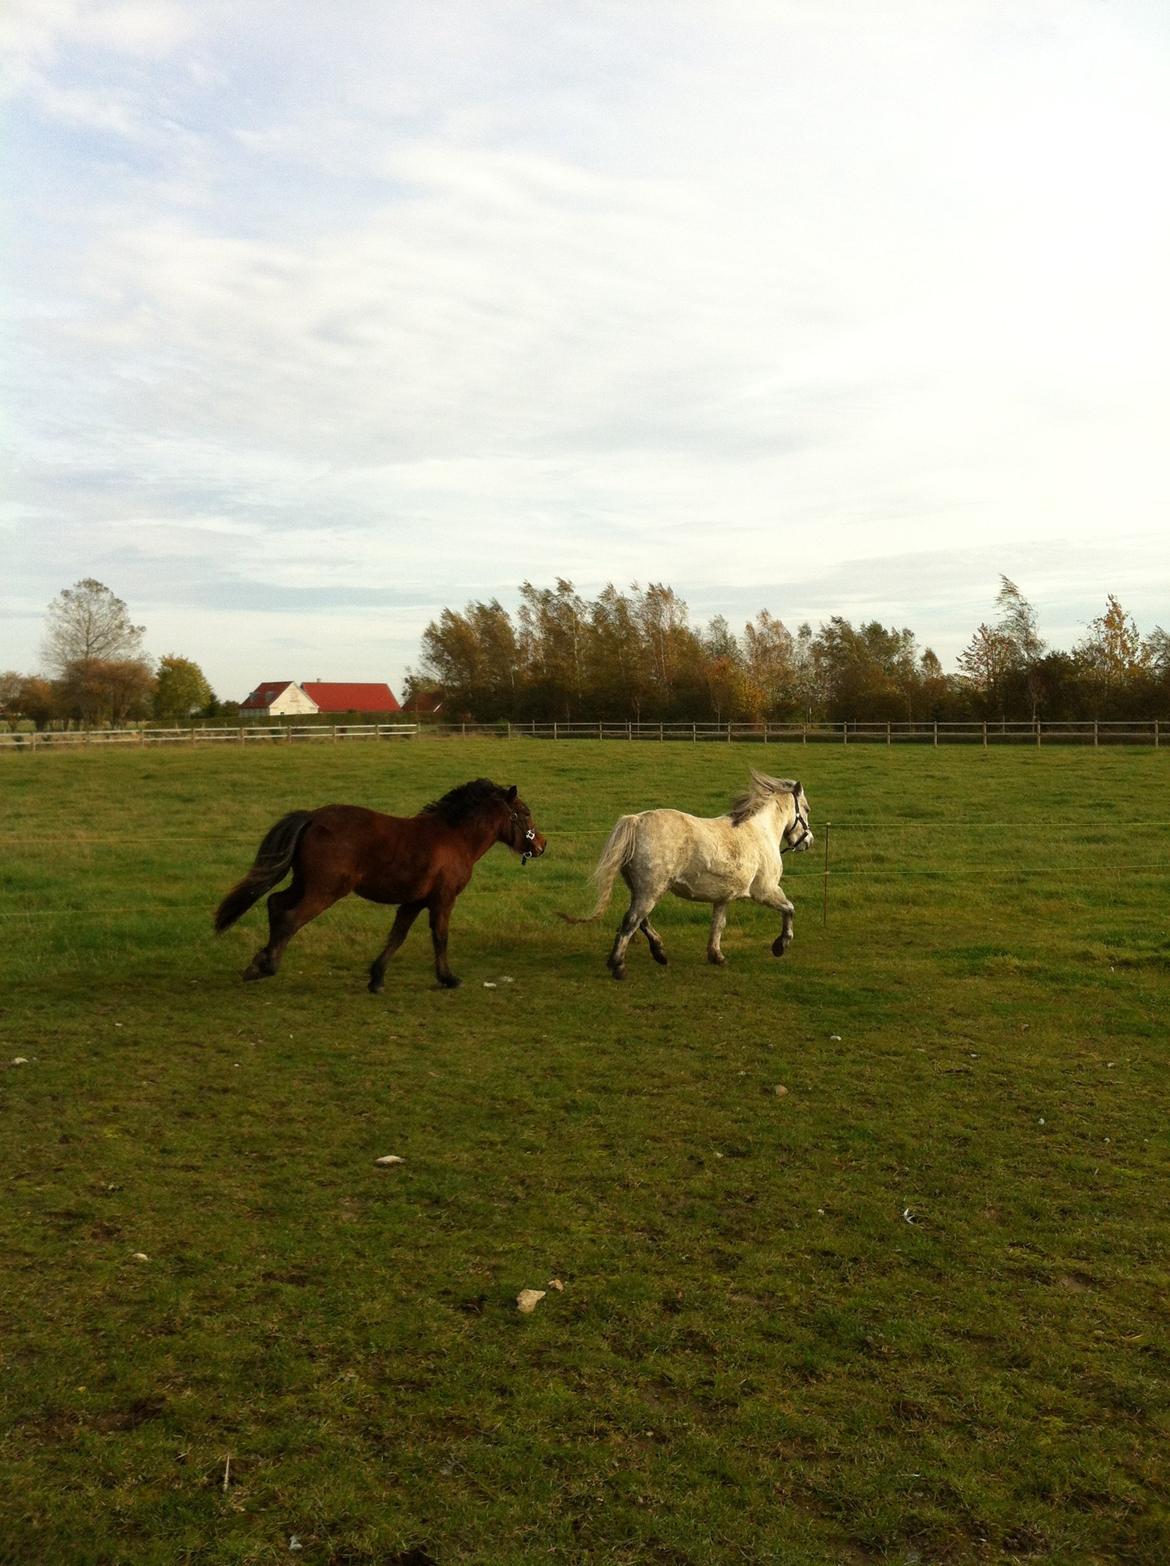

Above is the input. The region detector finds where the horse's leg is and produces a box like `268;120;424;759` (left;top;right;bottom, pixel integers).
243;879;344;980
706;901;730;965
368;899;426;994
607;891;659;980
428;895;461;988
753;888;796;956
639;917;668;966
772;895;796;956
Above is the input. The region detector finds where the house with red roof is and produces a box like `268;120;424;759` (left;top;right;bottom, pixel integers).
301;682;400;714
240;680;400;717
240;681;317;717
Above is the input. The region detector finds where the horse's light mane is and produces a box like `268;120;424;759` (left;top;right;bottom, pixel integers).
727;770;799;827
423;777;509;826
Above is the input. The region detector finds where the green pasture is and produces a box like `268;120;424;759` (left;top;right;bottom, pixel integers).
0;740;1167;1566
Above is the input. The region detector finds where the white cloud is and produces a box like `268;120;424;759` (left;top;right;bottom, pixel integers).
3;0;1170;697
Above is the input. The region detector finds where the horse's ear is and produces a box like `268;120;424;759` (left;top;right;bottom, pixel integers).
793;780;803;799
506;785;518;802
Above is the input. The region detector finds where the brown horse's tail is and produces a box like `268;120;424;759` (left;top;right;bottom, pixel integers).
558;814;640;924
214;811;315;933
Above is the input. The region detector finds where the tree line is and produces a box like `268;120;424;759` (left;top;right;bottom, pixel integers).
1;579;229;729
407;577;1170;724
4;574;1167;731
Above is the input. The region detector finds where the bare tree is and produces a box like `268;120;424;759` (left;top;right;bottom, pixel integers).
42;579;147;678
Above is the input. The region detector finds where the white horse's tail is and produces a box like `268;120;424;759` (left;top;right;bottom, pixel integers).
558;814;640;924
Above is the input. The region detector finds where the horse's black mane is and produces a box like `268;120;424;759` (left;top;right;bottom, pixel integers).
423;778;510;827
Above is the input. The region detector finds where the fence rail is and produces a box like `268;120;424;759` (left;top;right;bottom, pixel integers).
1;717;1165;751
502;719;1164;746
0;723;419;751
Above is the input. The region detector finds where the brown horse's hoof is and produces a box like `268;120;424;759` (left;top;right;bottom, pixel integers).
707;951;727;966
368;978;384;995
438;975;461;989
771;937;790;957
242;959;272;982
649;946;668;967
610;966;626;981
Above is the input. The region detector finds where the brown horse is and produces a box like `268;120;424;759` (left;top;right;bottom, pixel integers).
214;778;547;990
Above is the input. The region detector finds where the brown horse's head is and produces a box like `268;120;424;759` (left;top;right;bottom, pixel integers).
503;784;547;865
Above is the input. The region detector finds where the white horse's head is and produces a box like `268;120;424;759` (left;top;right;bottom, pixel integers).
736;770;813;854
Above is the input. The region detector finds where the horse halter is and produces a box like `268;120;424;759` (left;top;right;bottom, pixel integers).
781;789;811;855
511;808;538;865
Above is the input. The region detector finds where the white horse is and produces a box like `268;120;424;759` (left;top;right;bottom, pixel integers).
563;771;813;979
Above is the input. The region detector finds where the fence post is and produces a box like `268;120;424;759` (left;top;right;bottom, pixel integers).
1156;719;1160;749
886;722;891;747
190;727;195;746
933;722;938;748
982;721;987;748
1036;720;1041;748
802;723;806;745
1093;720;1099;748
842;723;848;747
692;723;696;743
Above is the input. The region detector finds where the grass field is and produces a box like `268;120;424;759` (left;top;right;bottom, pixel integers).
1;740;1167;1566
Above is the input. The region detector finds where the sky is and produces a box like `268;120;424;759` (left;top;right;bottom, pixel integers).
3;0;1169;702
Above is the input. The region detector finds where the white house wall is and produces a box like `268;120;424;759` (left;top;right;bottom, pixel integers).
269;685;319;716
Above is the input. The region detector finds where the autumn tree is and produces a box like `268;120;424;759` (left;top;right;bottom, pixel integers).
516;580;588;719
0;671;50;729
155;655;213;719
1076;596;1151;715
418;606;486;718
917;647;956;719
742;611;797;717
995;577;1046;719
957;623;1017;716
1077;596;1146;681
632;583;702;715
809;618;920;721
57;657;155;727
588;584;647;718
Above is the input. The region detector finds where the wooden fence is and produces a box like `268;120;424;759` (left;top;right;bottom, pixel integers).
1;718;1164;751
0;723;418;750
